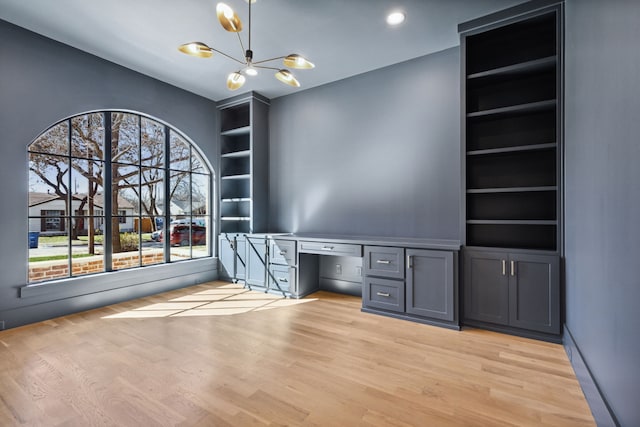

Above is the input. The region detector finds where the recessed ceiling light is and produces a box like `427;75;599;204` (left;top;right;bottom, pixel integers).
387;11;406;26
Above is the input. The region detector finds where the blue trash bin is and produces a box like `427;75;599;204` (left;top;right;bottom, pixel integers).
28;231;39;249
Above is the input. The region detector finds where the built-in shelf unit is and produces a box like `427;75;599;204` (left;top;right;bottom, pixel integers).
460;0;564;342
218;92;269;234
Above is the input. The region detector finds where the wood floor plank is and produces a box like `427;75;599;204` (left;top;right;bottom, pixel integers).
0;281;594;426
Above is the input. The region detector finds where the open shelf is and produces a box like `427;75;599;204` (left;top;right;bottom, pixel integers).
467;149;556;189
467;109;556;151
467;56;556;80
220;126;250;137
221;174;251;180
467;220;557;225
467;190;556;221
220;103;250;132
221;217;250;221
466;223;557;251
221;197;251;203
467;99;556;119
467;142;556;156
467;186;556;194
465;12;556;75
221;150;251;159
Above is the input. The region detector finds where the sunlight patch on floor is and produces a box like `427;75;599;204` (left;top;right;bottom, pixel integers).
102;283;316;319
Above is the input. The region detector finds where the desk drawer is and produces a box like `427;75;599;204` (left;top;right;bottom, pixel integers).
269;264;295;294
364;246;405;279
363;277;405;313
270;239;296;265
299;241;362;257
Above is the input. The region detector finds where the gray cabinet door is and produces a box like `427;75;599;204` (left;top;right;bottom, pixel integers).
463;250;509;325
218;234;245;280
245;237;266;287
508;253;560;334
406;249;454;321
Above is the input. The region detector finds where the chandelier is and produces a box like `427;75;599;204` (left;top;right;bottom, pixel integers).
178;1;314;91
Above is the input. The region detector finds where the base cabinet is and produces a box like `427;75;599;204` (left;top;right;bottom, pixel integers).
406;249;455;322
363;246;458;329
245;236;267;287
218;233;246;281
463;249;560;335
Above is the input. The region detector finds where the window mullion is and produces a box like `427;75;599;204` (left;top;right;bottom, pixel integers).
67;119;72;278
104;112;113;271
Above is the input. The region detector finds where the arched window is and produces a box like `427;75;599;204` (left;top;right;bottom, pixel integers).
28;111;213;283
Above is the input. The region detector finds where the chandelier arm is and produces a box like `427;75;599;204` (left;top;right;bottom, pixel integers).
210;47;246;65
253;65;282;71
252;56;287;65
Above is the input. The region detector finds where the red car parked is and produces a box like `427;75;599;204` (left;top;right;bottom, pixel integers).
159;224;207;246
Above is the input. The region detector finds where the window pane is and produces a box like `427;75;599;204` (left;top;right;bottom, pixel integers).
112;165;140;216
169;130;190;171
70;216;105;277
111;112;140;164
71;113;104;160
169;218;192;262
170;171;190;217
141;118;165;168
141;216;164;266
30;121;69;155
29;153;71;215
28;220;70;282
112;230;141;271
191;216;210;259
192;149;207;174
140;167;164;222
192;173;209;215
71;159;104;211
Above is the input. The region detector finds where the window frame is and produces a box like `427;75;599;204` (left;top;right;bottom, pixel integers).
27;110;214;285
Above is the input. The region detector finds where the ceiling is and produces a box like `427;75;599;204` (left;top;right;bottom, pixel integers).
0;0;526;102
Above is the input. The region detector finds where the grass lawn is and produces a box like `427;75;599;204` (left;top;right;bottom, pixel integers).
29;253;97;262
38;233;154;245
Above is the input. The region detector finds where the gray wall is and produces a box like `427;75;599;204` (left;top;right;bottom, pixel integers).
268;48;461;240
0;20;219;329
564;1;640;425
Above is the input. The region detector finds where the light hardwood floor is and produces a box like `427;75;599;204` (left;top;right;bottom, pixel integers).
0;281;594;426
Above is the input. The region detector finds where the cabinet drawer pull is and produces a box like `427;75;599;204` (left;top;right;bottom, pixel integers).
376;292;390;297
376;259;391;265
510;260;515;276
502;259;506;276
321;246;334;251
407;255;412;269
278;277;288;282
279;250;287;255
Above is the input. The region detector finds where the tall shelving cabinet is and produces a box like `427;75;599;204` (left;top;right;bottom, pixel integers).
217;92;269;280
460;1;563;341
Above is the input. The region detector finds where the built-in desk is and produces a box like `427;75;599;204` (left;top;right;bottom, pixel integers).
219;233;461;330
